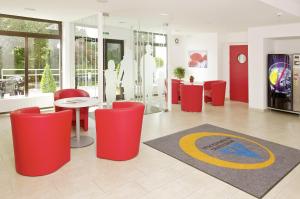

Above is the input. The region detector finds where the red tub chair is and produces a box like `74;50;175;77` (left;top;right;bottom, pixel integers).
95;102;145;161
180;84;203;112
54;89;89;131
10;107;72;176
172;79;181;104
204;80;226;106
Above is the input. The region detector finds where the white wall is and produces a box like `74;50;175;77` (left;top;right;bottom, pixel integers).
0;94;54;113
219;32;248;97
248;23;300;110
170;32;248;99
272;38;300;54
62;22;75;89
170;33;218;82
170;35;186;73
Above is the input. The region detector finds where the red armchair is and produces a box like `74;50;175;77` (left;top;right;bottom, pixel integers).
172;79;181;104
180;84;203;112
10;107;72;176
95;102;145;161
204;80;226;106
54;89;89;131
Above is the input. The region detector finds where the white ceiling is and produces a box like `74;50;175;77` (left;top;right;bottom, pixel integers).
0;0;300;32
261;0;300;16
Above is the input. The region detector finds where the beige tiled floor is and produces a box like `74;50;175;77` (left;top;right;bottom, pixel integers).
1;101;300;199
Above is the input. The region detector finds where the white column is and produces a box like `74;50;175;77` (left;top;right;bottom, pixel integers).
167;26;173;111
62;22;75;88
97;13;104;107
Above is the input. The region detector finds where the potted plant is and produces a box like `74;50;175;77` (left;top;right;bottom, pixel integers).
40;64;57;93
189;75;194;83
155;57;164;68
173;67;185;80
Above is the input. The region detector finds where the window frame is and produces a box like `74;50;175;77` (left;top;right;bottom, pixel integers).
0;14;63;96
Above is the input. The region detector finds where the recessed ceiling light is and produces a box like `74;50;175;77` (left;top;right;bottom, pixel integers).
277;12;283;17
103;12;110;17
160;13;169;16
97;0;108;3
24;8;36;11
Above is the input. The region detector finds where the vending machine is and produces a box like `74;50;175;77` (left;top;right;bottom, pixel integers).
293;54;300;112
267;54;293;111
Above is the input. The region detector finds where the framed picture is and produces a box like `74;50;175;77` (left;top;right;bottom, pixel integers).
188;50;208;68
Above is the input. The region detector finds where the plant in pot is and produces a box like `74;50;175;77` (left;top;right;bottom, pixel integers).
189;75;194;83
155;57;164;68
173;67;185;80
40;64;57;93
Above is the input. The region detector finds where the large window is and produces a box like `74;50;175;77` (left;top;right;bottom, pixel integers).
0;35;25;98
0;14;62;99
0;16;59;35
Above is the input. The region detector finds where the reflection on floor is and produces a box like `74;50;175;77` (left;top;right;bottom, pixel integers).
144;105;163;115
1;101;300;199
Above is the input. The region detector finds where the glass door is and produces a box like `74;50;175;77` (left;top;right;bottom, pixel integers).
103;39;125;104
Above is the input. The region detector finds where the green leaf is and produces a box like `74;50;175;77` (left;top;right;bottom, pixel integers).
173;66;185;80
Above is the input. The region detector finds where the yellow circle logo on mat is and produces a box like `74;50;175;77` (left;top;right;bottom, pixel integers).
179;132;276;170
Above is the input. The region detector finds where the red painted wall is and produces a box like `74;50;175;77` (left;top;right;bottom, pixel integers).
230;45;248;103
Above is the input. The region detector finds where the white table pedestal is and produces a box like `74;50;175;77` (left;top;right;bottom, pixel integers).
70;108;94;148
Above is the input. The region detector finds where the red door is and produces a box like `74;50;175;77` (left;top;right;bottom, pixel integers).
230;45;248;103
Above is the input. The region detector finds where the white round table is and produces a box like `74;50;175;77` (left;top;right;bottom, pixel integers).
54;97;100;148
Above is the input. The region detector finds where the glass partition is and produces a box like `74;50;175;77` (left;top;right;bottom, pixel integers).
133;30;168;113
102;16;168;112
73;14;168;113
74;17;99;98
103;16;134;107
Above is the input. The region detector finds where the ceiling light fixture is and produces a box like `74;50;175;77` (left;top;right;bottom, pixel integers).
24;8;36;11
277;12;283;17
97;0;108;3
160;13;169;16
103;12;110;17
